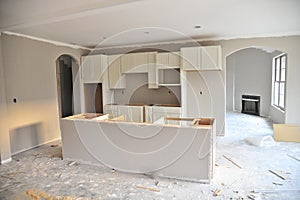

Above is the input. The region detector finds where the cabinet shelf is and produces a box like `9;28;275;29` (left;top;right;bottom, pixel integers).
157;68;181;86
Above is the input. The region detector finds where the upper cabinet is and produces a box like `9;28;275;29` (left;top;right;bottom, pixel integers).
81;55;107;83
181;45;222;71
156;52;180;68
108;55;126;89
121;52;150;74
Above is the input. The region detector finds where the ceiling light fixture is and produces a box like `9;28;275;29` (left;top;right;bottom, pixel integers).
194;25;201;29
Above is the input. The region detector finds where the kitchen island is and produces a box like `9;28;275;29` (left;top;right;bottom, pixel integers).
60;113;216;182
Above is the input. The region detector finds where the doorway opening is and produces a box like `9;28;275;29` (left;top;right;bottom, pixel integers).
226;47;286;136
56;55;80;118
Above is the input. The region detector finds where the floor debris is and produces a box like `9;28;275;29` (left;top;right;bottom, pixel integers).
287;154;300;162
269;170;286;180
223;155;243;169
136;185;160;192
213;189;221;196
272;182;283;186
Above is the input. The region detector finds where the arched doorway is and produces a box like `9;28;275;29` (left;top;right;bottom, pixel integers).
56;55;80;118
225;46;286;138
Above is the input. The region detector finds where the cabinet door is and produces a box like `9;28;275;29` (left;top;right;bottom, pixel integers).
120;54;134;73
169;52;180;67
133;52;148;73
181;47;200;70
156;53;169;67
108;55;125;89
201;46;221;70
81;55;102;83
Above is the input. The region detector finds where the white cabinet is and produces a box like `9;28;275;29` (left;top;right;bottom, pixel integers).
147;52;158;89
149;106;181;125
103;104;144;122
156;52;180;68
157;68;181;86
121;52;150;74
181;46;221;70
108;55;126;89
118;105;144;122
81;55;107;83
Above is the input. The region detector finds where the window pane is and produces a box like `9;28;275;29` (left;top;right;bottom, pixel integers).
281;56;286;69
279;94;285;108
281;68;286;81
275;58;280;81
280;83;285;95
274;82;279;106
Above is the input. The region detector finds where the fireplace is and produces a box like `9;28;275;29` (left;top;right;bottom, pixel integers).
241;95;260;116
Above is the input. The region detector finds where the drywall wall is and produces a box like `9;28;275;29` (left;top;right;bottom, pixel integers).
113;73;181;105
0;34;12;163
226;48;273;116
1;33;88;156
61;116;215;182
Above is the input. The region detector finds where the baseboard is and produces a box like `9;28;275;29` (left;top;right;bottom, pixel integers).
1;157;12;164
11;137;61;156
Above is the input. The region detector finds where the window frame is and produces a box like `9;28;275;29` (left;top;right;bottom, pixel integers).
272;53;286;111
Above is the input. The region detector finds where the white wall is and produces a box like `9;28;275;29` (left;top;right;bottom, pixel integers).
226;48;273;116
1;33;88;156
113;73;181;105
0;34;12;163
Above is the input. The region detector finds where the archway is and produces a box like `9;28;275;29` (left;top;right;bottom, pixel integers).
56;55;80;118
225;46;286;136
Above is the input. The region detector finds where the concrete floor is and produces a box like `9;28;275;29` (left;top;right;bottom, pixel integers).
1;112;300;199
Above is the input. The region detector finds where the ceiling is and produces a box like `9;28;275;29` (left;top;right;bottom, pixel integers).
1;0;300;49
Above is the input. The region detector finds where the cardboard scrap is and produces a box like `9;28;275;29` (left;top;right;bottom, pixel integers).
273;124;300;142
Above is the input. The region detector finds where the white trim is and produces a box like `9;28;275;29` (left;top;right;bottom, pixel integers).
1;158;12;164
2;31;92;51
11;137;61;156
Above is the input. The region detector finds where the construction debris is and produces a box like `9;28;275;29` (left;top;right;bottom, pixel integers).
272;182;283;186
269;170;286;180
213;189;221;197
287;154;300;162
247;194;256;200
223;155;243;169
136;185;160;192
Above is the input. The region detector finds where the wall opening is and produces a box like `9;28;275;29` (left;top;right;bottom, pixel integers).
226;46;286;124
56;55;79;118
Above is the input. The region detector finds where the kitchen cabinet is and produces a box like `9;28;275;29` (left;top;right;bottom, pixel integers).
108;55;126;89
121;52;149;74
156;52;180;68
147;52;158;89
81;55;107;83
118;105;144;122
157;68;181;86
181;46;221;70
147;106;181;125
103;104;144;122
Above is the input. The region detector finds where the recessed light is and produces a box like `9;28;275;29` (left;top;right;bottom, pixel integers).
194;25;201;29
144;31;150;34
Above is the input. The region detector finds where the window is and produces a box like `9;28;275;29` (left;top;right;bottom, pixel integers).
272;54;286;111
